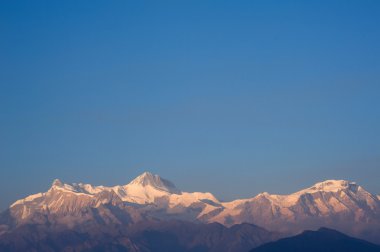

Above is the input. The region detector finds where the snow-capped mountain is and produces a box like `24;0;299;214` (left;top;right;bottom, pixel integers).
207;180;380;242
210;180;379;226
2;172;380;243
6;172;221;227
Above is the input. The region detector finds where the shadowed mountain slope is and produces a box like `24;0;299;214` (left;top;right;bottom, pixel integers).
251;227;380;252
0;220;281;252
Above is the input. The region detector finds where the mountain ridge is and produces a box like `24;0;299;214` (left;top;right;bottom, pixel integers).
11;173;376;206
250;227;380;252
2;172;380;244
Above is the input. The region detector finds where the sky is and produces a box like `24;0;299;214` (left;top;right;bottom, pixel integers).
1;1;380;210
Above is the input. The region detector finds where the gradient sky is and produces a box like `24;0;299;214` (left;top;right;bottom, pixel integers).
1;1;380;210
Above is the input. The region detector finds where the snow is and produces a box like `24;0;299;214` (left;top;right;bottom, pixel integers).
122;183;171;204
9;174;379;231
13;177;371;212
10;193;44;207
168;192;220;208
49;172;183;204
298;180;356;194
206;179;380;226
128;172;180;194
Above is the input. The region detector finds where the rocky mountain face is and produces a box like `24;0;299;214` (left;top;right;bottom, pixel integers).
1;172;379;250
250;227;380;252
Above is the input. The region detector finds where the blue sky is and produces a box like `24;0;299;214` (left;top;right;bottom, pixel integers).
1;1;380;209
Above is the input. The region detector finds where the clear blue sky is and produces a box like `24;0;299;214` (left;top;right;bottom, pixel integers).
1;1;380;210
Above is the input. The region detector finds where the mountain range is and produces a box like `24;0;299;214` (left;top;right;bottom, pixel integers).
1;172;379;251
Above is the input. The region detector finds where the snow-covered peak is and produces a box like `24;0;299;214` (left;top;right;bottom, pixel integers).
300;180;358;194
127;172;180;194
50;179;77;192
43;173;183;205
49;179;96;195
52;179;63;187
293;180;363;195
